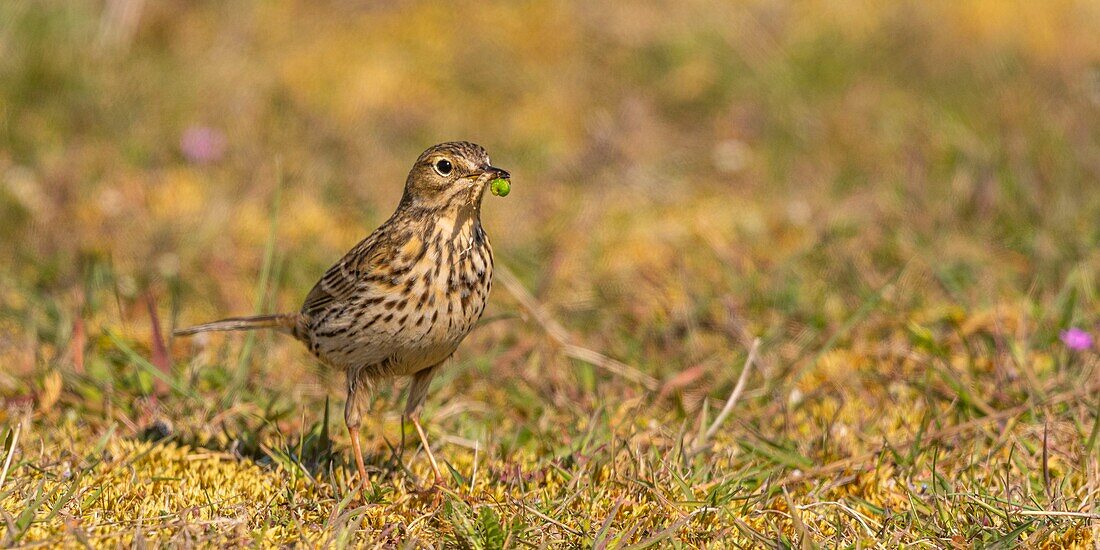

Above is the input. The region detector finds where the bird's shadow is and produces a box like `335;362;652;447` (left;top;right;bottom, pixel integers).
136;396;411;491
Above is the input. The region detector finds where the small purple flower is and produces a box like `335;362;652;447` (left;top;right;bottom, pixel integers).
1060;328;1093;351
179;126;226;165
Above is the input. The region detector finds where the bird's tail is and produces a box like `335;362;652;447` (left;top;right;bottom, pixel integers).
173;313;299;338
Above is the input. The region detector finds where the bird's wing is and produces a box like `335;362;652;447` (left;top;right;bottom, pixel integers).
300;229;388;319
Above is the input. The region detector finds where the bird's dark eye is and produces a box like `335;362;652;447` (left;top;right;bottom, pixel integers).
434;159;453;176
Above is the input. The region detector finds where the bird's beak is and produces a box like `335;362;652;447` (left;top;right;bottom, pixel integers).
480;165;511;181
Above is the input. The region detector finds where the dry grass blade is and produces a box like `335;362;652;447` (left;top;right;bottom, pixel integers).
495;262;658;391
700;338;759;446
784;487;815;549
146;292;170;397
1015;510;1100;519
0;422;21;494
798;502;878;537
513;499;583;537
560;343;659;392
69;315;85;374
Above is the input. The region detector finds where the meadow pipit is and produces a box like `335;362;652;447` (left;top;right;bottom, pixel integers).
175;142;510;487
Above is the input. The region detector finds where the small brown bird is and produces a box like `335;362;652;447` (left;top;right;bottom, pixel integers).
174;142;509;486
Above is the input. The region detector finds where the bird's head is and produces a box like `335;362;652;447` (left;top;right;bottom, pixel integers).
401;141;510;214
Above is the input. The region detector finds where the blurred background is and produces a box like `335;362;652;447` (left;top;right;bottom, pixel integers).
2;0;1100;544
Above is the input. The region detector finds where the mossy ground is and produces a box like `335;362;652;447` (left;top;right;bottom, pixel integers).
2;1;1100;547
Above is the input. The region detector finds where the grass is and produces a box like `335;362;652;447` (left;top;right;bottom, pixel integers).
2;0;1100;546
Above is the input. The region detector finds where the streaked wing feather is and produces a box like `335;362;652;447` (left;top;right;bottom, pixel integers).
301;231;383;317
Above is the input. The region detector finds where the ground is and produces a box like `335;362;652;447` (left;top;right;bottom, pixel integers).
2;0;1100;547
